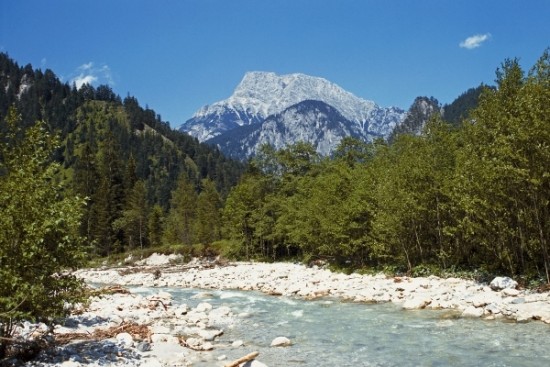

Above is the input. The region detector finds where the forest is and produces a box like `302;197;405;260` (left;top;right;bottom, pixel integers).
221;51;550;284
1;50;549;286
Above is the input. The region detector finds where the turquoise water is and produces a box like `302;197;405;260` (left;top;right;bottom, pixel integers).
133;287;550;366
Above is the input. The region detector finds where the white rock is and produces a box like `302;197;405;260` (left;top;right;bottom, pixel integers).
197;328;223;341
270;336;292;347
115;332;134;346
151;334;179;344
490;277;518;291
502;288;520;297
470;295;490;307
242;360;268;367
196;302;213;313
232;339;244;347
60;361;81;367
150;342;189;364
402;297;431;310
462;305;484;318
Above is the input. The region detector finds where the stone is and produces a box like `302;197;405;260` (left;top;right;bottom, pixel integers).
502;288;520;297
136;341;151;352
151;334;180;344
195;302;213;313
462;305;484;318
197;328;224;341
270;336;292;347
150;342;189;364
115;332;134;347
242;360;268;367
402;297;431;310
60;361;81;367
484;303;501;315
232;339;244;347
490;277;518;291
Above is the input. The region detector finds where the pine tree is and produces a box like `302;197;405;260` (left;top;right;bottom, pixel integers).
163;174;198;246
114;180;149;251
195;179;222;245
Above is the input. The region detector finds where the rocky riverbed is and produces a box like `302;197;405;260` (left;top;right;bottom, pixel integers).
19;254;550;366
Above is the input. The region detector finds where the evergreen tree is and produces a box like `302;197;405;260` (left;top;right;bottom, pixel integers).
114;180;149;251
163;174;198;246
195;179;223;245
147;204;164;247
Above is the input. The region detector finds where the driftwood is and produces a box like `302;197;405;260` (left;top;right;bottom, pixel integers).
54;321;150;345
148;298;168;311
224;351;260;367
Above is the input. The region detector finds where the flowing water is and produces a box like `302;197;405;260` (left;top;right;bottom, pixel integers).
132;287;550;367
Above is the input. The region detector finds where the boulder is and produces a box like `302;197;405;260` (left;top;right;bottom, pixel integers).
270;336;291;347
490;277;518;291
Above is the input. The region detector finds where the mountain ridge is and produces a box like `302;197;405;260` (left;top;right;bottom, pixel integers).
179;71;406;158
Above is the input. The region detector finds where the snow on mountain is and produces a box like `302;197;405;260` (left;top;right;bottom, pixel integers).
207;100;372;160
179;71;405;142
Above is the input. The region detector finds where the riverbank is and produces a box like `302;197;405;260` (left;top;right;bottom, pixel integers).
77;256;550;325
22;255;550;366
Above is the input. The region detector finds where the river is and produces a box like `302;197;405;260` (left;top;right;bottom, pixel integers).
131;286;550;367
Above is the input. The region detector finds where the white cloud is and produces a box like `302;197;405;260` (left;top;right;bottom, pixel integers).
73;74;98;89
459;33;491;49
70;62;114;89
79;62;94;71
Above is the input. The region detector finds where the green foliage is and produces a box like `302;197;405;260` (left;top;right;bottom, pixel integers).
442;84;490;126
219;50;550;282
0;107;85;356
0;52;245;259
163;174;198;246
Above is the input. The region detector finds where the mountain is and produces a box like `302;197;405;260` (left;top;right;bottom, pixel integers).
442;84;490;126
389;96;442;140
208;100;369;159
179;72;405;157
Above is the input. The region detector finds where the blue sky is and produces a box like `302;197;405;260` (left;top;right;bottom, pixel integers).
1;0;549;128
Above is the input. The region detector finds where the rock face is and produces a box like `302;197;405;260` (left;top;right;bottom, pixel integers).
207;100;371;159
179;71;405;159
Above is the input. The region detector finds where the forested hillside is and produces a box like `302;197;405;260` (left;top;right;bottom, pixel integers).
0;53;244;257
1;51;549;284
221;51;550;283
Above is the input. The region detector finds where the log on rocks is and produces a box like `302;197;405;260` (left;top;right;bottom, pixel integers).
224;351;260;367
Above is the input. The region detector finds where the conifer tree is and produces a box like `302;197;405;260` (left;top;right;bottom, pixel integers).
195;179;222;245
163;174;198;246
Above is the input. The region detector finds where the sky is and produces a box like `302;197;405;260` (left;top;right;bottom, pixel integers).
1;0;549;128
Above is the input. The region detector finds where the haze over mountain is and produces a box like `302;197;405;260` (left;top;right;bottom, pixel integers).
179;71;406;158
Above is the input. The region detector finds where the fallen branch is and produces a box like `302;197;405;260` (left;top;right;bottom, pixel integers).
148;298;168;311
224;351;260;367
